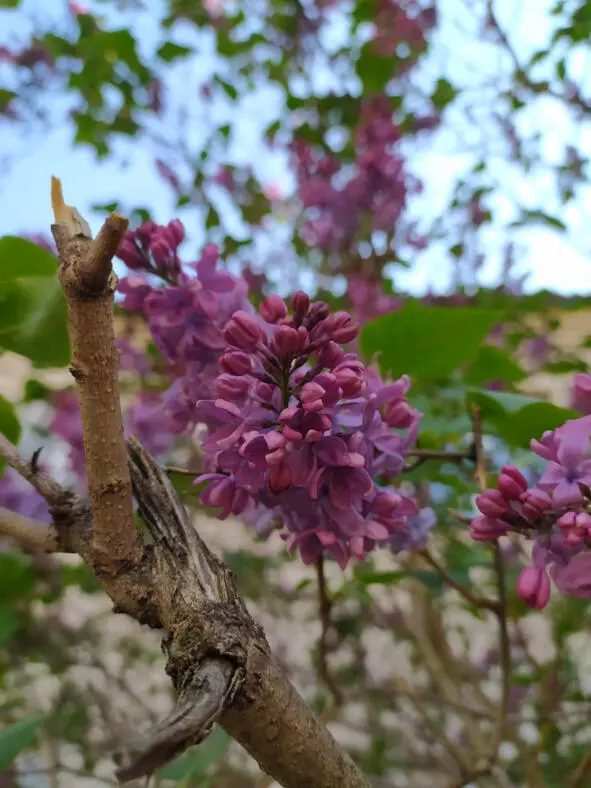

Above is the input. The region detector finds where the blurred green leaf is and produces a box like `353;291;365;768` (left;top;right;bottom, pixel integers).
509;209;567;231
0;278;70;367
360;306;502;380
0;608;22;647
432;78;458;109
0;237;56;281
464;345;526;386
467;389;578;447
0;552;36;604
0;715;43;772
157;42;193;62
0;395;20;444
159;727;229;780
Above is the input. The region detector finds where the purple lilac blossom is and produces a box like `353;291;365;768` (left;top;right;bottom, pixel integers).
116;220;251;432
194;292;422;568
470;414;591;608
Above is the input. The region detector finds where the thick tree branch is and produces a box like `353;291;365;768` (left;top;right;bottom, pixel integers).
0;505;59;552
39;183;371;787
51;177;142;569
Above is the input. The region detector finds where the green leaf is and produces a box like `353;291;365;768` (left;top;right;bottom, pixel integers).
467;389;578;447
509;210;567;231
432;78;458;109
0;237;56;281
0;552;36;604
0;716;43;772
360;306;502;380
0;395;20;444
157;41;193;62
159;727;229;780
0;278;70;367
464;345;526;386
0;89;16;109
0;608;22;646
0;0;20;6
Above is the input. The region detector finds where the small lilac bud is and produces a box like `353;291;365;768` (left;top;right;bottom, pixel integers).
334;360;366;397
307;301;330;328
384;400;414;429
516;566;551;609
520;488;552;521
470;515;508;541
117;237;145;269
300;381;326;412
215;374;250;400
268;463;292;493
291;291;310;323
220;350;251;376
274;325;301;357
150;235;173;265
166;219;185;246
323;311;359;344
498;465;528;500
136;221;157;245
476;489;509;518
317;341;345;369
260;294;288;323
223;310;263;350
255;381;275;401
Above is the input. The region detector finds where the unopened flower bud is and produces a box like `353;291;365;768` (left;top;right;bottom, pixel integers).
317;341;345;369
520;488;552;521
215;374;250;400
117;237;145;269
223;310;263;351
476;489;509;518
274;325;301;357
498;465;528;500
516;565;551;609
166;218;185;247
470;515;508;541
220;350;251;376
323;311;359;344
291;291;310;324
260;294;288;323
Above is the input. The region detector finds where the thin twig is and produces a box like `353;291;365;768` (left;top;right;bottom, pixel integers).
406;449;473;461
419;549;499;611
164;465;199;476
0;435;65;505
490;545;511;755
315;556;343;706
471;406;511;774
0;505;59;552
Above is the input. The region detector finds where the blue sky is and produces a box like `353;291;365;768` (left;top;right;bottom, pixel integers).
0;0;590;295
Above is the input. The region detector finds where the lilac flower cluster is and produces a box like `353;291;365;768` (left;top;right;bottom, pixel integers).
471;415;591;608
293;96;422;253
195;292;421;567
116;219;250;432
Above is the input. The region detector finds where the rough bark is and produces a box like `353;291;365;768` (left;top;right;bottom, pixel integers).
0;182;372;787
